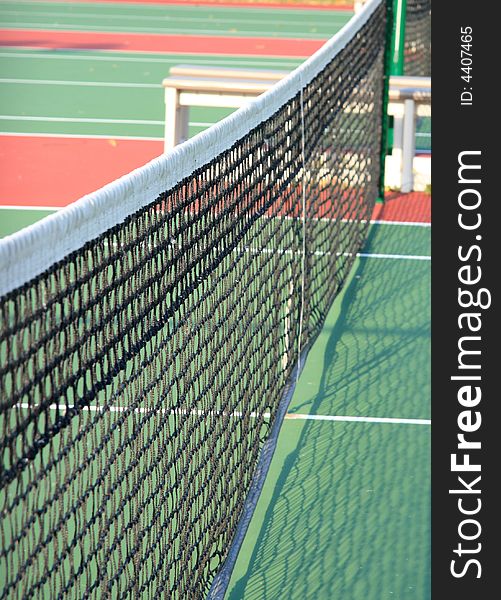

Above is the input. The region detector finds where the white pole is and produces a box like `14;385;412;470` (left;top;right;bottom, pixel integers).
401;98;416;193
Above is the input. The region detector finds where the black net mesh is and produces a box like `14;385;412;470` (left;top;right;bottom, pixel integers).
0;4;386;598
404;0;431;76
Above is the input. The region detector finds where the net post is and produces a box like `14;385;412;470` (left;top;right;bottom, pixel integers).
391;0;407;75
378;0;395;203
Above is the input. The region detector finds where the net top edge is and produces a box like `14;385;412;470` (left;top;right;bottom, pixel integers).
0;0;383;298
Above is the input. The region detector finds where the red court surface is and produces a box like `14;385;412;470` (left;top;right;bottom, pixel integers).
372;191;431;223
0;29;324;57
0;136;163;206
0;135;431;224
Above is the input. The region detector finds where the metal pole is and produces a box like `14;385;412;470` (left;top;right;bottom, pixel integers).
391;0;407;75
378;0;395;202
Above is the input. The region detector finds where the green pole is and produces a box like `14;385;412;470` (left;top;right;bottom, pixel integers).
391;0;407;75
378;0;395;202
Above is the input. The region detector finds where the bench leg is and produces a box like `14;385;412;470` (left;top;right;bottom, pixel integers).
177;105;189;146
401;99;416;193
164;88;189;152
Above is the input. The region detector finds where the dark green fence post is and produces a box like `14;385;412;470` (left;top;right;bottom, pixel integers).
378;0;396;202
391;0;407;75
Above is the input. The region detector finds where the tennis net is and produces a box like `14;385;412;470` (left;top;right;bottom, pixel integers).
0;0;389;597
404;0;431;76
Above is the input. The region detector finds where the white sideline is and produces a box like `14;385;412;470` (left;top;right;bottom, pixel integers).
0;51;301;68
0;131;163;141
0;21;331;39
358;252;430;261
0;116;213;127
0;9;348;28
0;115;164;124
285;413;430;425
370;219;431;227
0;78;161;88
15;404;430;426
0;205;60;211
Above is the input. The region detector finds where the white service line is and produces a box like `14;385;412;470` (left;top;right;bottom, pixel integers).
0;46;314;60
0;115;164;124
358;252;430;261
0;205;60;211
14;404;430;425
0;51;300;68
0;22;330;38
0;131;163;141
0;78;161;88
285;413;431;425
370;219;431;227
0;220;429;260
0;115;215;128
0;9;349;28
236;245;430;261
279;215;431;228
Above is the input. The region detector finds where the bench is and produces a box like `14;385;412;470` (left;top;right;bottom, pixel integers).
162;66;431;192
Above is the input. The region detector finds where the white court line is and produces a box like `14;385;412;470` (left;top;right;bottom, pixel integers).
0;51;300;68
0;45;311;60
14;403;429;425
0;204;60;211
0;201;431;239
279;215;431;228
0;9;348;28
286;413;430;425
370;219;431;228
236;246;430;261
0;115;163;124
0;78;161;88
0;131;163;140
358;252;430;261
0;115;214;127
0;22;330;38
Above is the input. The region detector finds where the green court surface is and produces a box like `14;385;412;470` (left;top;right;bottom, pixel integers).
0;218;431;599
226;222;431;598
0;48;302;139
0;207;57;237
1;3;430;596
0;1;351;39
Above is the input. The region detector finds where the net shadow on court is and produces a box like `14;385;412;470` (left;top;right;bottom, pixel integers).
227;221;430;600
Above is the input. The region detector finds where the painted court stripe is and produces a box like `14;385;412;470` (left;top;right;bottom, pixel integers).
0;131;163;140
0;51;300;68
370;219;431;227
0;21;330;39
14;404;429;425
0;116;213;127
0;204;59;211
285;413;431;425
0;9;348;28
358;252;430;261
0;77;160;88
0;115;164;124
239;247;430;261
0;217;429;262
